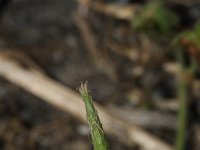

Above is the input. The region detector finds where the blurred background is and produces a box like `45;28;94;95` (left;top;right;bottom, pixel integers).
0;0;199;149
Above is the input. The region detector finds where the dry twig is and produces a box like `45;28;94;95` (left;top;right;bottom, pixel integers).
107;106;177;129
76;0;139;20
0;51;173;150
92;2;139;20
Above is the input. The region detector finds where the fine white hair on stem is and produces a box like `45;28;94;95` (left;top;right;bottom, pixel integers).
79;81;89;95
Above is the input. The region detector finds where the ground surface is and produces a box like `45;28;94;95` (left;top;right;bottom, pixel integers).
0;0;199;150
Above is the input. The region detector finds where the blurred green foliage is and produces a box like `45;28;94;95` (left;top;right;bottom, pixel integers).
175;23;200;48
132;1;179;35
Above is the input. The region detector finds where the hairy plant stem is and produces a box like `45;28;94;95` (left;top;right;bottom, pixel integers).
79;83;109;150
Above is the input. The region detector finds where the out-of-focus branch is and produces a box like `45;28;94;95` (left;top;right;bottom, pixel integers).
92;2;139;20
0;50;173;150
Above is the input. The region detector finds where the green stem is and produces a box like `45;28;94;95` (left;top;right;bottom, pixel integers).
79;82;109;150
175;76;187;150
175;48;188;150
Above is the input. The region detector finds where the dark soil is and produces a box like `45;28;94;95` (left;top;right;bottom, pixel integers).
0;0;199;149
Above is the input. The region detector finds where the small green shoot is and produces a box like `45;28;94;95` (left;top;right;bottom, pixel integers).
79;82;109;150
